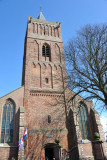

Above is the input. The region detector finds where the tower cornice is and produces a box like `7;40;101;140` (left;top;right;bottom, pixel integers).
28;16;61;27
27;35;63;43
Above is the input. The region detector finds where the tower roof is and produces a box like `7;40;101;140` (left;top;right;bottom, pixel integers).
37;11;46;20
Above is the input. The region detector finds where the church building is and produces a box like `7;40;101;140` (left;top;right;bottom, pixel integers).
0;11;107;160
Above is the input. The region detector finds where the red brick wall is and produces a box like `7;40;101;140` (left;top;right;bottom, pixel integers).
0;147;18;160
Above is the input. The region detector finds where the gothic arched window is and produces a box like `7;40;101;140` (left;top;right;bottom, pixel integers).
78;103;90;139
42;44;51;61
0;99;15;143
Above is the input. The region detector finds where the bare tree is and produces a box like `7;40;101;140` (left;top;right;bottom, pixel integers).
65;24;107;109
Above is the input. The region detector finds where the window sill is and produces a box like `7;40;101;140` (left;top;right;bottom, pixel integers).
0;143;17;148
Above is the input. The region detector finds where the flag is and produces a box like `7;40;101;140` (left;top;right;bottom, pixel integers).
18;138;24;152
18;139;22;144
81;137;85;144
18;128;28;152
23;128;27;140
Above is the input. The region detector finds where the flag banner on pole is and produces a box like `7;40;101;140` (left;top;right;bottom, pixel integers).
23;128;27;140
18;139;21;144
18;128;28;152
18;138;24;152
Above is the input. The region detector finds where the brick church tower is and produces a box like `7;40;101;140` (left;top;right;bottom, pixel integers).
0;11;107;160
21;11;68;159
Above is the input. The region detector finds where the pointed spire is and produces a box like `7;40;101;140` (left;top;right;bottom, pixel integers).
40;6;42;12
37;7;46;20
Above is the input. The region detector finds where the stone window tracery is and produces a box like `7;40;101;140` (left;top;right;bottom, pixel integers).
0;99;15;143
78;103;90;139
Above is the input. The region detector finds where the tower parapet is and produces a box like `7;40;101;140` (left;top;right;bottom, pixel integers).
27;16;62;42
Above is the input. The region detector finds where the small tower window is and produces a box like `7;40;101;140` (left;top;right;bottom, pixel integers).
45;78;49;84
42;44;51;61
48;115;51;123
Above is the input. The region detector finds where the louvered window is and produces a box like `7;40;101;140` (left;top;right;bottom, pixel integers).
42;44;51;61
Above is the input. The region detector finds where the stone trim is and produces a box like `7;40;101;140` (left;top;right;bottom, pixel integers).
31;61;63;68
0;143;18;148
30;89;64;94
79;156;94;159
20;106;25;113
29;127;67;134
30;92;64;97
30;90;64;97
29;17;59;26
27;35;63;43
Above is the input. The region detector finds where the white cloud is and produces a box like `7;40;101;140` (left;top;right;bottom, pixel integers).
100;116;107;140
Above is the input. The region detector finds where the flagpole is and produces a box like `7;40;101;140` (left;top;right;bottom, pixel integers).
26;128;28;160
27;136;28;159
22;147;23;160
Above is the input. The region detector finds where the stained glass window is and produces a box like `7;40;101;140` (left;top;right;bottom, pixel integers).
0;99;15;143
78;103;90;139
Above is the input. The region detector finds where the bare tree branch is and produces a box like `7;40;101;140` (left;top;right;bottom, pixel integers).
65;24;107;110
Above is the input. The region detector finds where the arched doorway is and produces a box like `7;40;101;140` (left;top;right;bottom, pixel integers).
44;143;61;160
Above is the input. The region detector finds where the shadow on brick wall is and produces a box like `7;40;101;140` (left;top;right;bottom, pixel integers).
66;108;79;160
8;108;20;160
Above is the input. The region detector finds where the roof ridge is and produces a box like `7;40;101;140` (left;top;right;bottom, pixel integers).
0;86;24;99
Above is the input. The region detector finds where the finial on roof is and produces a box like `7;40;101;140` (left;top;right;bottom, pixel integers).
40;6;42;12
37;8;46;20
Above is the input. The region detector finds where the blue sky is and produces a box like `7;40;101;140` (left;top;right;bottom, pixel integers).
0;0;107;133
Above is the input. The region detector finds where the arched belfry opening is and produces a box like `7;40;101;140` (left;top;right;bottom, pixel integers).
44;143;61;160
42;43;51;61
